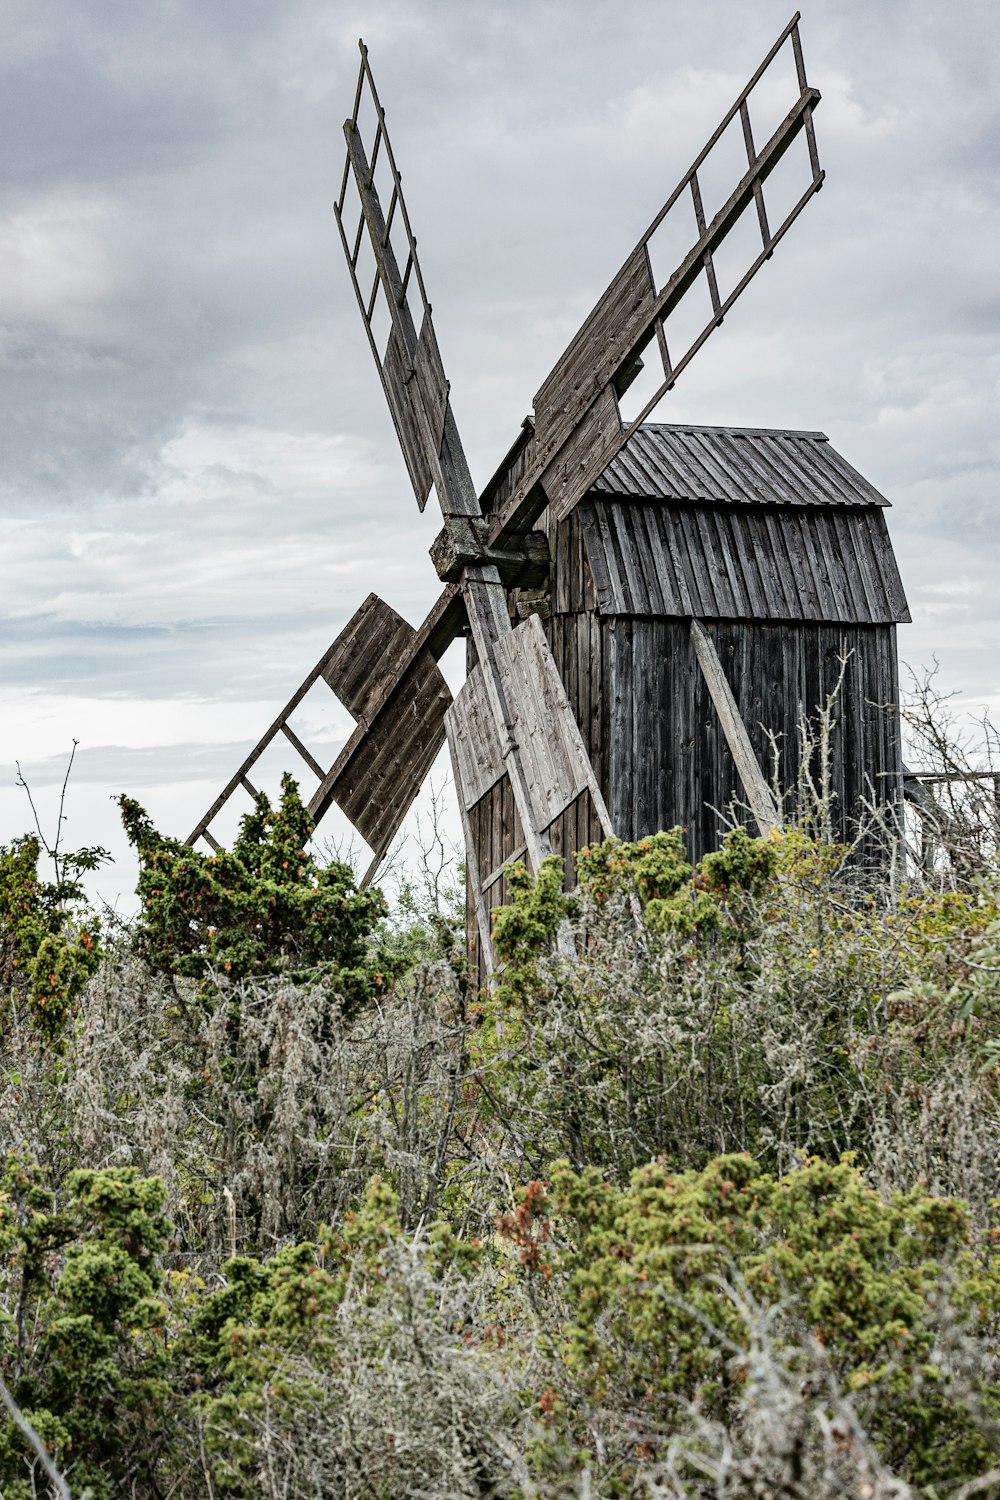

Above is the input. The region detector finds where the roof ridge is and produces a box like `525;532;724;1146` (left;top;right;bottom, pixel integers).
639;421;829;441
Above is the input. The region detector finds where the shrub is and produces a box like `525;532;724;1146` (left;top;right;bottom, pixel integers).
181;1178;532;1499
6;772;1000;1495
476;829;887;1180
0;1163;171;1499
510;1153;1000;1491
119;775;389;1016
0;836;105;1038
60;947;474;1253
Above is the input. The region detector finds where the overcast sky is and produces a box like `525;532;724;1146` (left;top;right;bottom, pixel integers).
1;0;998;909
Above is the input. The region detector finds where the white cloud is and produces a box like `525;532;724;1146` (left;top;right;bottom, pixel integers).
0;192;125;337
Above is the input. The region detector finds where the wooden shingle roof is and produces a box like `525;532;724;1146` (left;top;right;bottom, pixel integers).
591;423;890;510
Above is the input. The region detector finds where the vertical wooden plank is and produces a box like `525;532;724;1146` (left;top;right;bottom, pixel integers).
883;623;903;824
485;780;496;937
609;619;629;836
683;617;698;854
467;798;480;982
848;627;866;840
553;515;565;614
853;627;865;817
577;611;589;861
632;619;645;838
650;617;665;843
777;622;794;803
449;736;494;977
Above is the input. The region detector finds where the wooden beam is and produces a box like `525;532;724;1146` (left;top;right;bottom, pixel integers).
690;618;779;836
447;729;495;976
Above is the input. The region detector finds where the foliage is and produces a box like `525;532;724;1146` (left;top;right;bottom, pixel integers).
474;827;886;1179
119;775;388;1015
7;768;1000;1493
0;1162;171;1498
178;1178;524;1498
529;1152;1000;1489
0;835;105;1038
574;824;779;934
490;853;576;1009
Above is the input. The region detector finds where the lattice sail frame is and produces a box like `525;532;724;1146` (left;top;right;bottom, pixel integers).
492;10;824;531
334;46;461;516
186;592;459;882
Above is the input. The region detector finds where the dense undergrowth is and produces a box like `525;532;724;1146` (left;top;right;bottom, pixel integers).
3;770;1000;1497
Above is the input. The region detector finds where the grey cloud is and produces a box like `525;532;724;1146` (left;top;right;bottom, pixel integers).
0;50;222;187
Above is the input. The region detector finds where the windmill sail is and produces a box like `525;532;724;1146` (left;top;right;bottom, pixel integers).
487;10;824;535
334;45;475;520
187;591;461;876
328;40;614;957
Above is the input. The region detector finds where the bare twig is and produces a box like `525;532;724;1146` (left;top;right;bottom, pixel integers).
14;740;80;885
52;739;80;883
14;761;48;855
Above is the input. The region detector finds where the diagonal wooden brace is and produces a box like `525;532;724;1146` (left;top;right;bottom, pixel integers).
690;618;779;836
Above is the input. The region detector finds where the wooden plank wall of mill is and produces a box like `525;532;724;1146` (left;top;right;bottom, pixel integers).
466;440;906;984
607;617;903;861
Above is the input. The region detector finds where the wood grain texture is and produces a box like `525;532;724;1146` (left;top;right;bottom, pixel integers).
447;723;495;975
313;638;451;857
590;424;890;509
533;244;655;454
608;617;903;862
321;594;421;725
413;311;449;458
691;618;779;834
492;613;613;835
382;324;434;508
540;386;624;525
445;661;506;810
577;499;908;624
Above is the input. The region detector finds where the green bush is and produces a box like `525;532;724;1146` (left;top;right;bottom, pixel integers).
526;1152;1000;1490
119;775;389;1016
0;1162;171;1498
0;835;105;1038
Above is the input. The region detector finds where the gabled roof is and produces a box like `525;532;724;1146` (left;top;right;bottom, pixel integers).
591;423;891;510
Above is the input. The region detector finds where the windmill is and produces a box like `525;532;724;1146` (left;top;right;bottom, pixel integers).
188;14;837;971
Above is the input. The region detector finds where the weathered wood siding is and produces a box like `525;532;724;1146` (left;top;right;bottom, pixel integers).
466;591;902;982
608;617;902;859
577;500;909;625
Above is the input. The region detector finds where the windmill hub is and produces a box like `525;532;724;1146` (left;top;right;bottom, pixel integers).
430;517;549;587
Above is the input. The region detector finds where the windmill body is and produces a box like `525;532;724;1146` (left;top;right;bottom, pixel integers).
463;417;909;978
187;16;910;975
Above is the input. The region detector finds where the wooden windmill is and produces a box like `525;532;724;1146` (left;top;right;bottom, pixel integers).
188;16;907;973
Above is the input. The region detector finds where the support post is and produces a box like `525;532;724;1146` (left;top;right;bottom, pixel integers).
690;618;779;836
